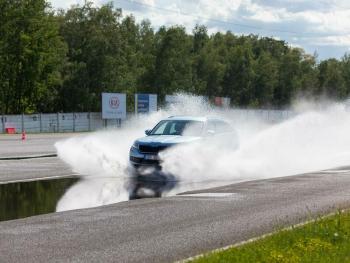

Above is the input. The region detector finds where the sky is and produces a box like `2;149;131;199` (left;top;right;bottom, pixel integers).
49;0;350;60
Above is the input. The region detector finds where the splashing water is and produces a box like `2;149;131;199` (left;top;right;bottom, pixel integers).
55;95;350;212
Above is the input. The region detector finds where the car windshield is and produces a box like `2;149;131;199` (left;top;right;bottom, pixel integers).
150;120;204;136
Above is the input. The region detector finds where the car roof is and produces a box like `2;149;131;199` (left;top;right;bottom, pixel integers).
166;115;206;121
166;115;226;122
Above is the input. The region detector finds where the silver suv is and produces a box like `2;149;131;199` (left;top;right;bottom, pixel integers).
129;116;237;169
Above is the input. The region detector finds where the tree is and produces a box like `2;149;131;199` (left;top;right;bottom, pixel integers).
318;58;345;98
2;2;348;113
299;53;319;98
0;0;66;113
153;26;193;98
341;54;350;97
194;33;229;97
58;2;124;111
223;44;256;106
274;48;303;106
137;20;156;93
252;51;278;107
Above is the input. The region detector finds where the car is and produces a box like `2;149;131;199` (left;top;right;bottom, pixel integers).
129;116;238;171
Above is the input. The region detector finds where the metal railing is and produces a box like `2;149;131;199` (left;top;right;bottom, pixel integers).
0;109;295;134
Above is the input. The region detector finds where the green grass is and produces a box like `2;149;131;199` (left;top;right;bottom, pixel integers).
192;211;350;263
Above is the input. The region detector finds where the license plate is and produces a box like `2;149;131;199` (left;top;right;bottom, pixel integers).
144;154;158;160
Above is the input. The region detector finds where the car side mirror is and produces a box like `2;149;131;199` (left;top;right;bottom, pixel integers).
145;129;151;136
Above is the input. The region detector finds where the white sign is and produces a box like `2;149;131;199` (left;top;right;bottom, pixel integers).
102;93;126;120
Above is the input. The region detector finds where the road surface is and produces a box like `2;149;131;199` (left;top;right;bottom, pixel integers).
1;169;350;262
0;133;80;183
0;133;79;158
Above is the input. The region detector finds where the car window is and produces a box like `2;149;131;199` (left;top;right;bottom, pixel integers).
151;120;203;136
169;122;184;135
152;121;167;135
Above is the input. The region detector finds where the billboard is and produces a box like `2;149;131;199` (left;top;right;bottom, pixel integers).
135;94;157;114
102;93;126;120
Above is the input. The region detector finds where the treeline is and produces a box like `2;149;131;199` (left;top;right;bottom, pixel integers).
1;0;350;114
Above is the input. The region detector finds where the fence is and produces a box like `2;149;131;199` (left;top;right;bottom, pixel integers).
0;112;122;134
230;109;296;122
0;109;295;134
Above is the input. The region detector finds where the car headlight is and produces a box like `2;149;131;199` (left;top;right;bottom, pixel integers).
132;141;139;150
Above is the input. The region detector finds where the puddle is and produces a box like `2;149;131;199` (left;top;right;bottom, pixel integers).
0;177;79;222
0;173;236;222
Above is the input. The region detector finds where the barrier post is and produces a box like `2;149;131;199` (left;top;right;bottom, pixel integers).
1;114;4;133
21;113;24;133
39;113;42;132
88;112;91;131
73;112;76;132
57;113;60;133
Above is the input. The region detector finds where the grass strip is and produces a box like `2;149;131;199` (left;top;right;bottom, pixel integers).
191;211;350;263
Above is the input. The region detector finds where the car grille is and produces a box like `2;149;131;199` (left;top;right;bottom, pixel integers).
130;156;160;165
139;145;168;153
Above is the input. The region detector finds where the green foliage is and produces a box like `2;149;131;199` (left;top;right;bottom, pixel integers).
318;59;346;98
1;0;350;114
0;0;66;114
153;26;194;98
57;2;124;111
192;211;350;263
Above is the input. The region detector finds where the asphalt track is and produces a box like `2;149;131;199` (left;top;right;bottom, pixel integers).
0;133;78;158
1;169;350;262
0;133;78;183
2;133;350;262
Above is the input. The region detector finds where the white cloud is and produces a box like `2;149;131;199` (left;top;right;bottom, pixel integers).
244;2;286;23
49;0;104;9
196;0;243;20
48;0;350;59
312;35;350;47
289;43;302;49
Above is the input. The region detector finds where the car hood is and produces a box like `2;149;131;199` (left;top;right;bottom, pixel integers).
136;135;201;145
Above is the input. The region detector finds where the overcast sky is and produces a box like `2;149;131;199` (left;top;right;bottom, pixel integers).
50;0;350;60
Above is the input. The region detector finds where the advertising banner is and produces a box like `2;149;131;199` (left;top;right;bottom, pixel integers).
102;93;126;119
135;94;157;114
214;97;231;107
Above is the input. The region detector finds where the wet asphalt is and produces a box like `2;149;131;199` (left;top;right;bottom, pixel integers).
2;134;350;262
1;169;350;262
0;134;78;183
0;133;78;158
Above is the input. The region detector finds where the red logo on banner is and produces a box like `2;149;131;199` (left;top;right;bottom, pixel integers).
109;97;120;109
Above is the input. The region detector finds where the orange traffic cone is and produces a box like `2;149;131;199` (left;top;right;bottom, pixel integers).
21;130;26;141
